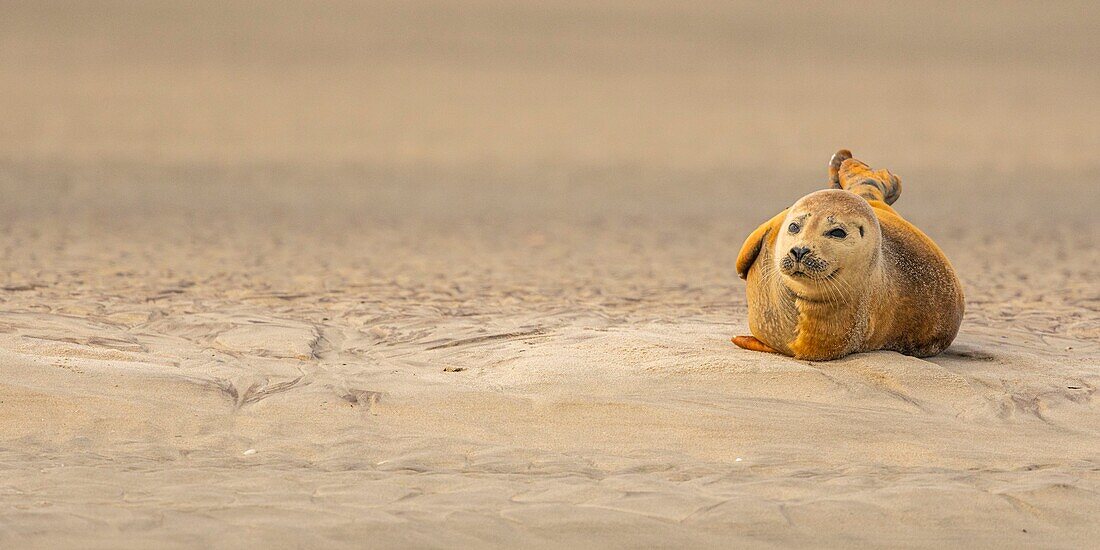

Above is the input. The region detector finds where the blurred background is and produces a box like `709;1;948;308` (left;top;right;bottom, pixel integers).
3;0;1098;171
0;0;1097;334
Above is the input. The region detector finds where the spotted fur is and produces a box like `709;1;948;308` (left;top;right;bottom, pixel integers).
735;150;964;360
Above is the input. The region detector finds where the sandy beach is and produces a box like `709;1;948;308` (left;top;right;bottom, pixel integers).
2;1;1099;547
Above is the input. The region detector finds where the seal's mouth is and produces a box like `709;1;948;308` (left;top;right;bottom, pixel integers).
787;269;837;282
782;268;842;304
780;254;831;280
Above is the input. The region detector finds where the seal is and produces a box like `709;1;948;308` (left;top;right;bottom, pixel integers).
732;150;964;360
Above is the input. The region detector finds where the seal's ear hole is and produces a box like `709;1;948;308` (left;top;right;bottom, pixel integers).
858;225;864;238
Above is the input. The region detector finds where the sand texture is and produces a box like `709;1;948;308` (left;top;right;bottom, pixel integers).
2;1;1099;548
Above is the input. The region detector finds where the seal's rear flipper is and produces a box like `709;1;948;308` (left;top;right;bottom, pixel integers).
732;335;778;354
828;149;902;205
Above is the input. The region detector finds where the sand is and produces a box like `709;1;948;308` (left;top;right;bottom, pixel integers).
1;1;1099;548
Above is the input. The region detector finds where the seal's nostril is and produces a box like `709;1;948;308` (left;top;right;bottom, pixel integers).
789;247;810;261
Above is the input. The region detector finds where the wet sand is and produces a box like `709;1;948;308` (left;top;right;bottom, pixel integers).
1;1;1099;547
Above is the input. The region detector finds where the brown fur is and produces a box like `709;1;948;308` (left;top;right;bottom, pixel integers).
734;150;964;360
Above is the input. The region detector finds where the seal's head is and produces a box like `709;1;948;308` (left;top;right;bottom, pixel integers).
773;189;880;299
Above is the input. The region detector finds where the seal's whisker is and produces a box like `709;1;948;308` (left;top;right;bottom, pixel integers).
826;276;842;306
829;275;852;304
821;277;836;305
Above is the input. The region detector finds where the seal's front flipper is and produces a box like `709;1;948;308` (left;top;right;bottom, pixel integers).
736;209;789;280
732;335;778;354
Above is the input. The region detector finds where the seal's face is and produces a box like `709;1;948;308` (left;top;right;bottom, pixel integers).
773;190;880;300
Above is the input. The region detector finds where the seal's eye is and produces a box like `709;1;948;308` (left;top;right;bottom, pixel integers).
827;228;847;239
788;223;800;234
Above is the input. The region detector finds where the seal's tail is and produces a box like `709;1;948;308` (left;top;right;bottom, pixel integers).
828;149;902;205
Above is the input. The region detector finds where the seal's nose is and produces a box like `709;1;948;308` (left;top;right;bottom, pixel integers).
789;247;810;262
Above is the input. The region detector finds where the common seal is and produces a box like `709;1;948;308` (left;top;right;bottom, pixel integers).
732;150;964;360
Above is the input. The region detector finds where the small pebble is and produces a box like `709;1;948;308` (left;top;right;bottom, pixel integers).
242;449;257;456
